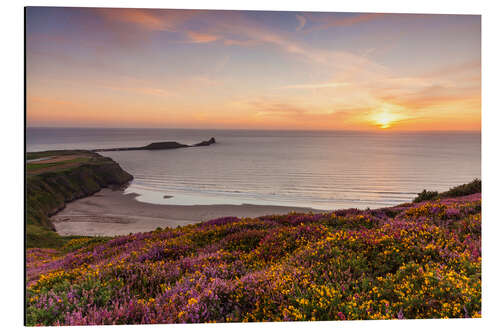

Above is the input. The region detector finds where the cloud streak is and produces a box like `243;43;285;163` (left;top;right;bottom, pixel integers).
303;13;386;32
295;15;306;31
95;8;388;76
186;31;219;43
282;82;351;89
95;8;182;31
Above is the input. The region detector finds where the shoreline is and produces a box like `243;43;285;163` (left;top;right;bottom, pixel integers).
51;188;325;237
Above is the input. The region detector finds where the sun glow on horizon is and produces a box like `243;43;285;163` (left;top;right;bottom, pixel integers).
369;105;408;129
374;114;395;129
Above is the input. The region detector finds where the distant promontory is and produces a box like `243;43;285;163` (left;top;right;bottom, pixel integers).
93;137;216;152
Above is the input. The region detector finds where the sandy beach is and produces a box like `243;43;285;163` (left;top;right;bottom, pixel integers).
52;188;324;236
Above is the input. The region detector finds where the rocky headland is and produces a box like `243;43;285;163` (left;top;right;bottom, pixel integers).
93;137;216;152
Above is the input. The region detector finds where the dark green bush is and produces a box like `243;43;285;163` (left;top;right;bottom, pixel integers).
413;189;439;203
440;178;481;198
413;179;481;203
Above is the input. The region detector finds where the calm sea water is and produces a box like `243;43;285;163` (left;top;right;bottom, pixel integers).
26;128;481;210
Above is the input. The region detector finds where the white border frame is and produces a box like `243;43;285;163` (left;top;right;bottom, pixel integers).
2;1;499;332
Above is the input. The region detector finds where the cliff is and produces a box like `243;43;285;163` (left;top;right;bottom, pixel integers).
26;151;133;248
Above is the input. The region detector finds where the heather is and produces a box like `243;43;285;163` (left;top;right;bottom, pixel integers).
26;193;481;325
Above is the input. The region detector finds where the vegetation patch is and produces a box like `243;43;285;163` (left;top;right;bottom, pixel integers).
413;178;481;203
27;158;90;172
26;191;481;324
25;151;133;248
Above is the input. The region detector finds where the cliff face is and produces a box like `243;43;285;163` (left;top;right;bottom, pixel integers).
26;153;133;233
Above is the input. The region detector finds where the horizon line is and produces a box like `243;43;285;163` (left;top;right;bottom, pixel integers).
25;126;482;133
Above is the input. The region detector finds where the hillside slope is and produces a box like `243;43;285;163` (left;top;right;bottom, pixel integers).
26;193;481;325
26;151;133;248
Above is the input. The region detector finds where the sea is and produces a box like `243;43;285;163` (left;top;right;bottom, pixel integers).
26;128;481;210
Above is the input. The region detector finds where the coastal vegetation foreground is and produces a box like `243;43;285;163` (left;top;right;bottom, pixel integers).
25;151;482;324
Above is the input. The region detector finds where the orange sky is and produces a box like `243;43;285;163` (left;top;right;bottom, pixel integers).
26;8;481;131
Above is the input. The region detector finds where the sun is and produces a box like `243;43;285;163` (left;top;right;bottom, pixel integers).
370;105;405;129
374;113;393;129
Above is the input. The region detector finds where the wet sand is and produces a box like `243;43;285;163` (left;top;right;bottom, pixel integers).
52;189;323;236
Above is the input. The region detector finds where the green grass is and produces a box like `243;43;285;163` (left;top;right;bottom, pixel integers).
27;225;79;249
27;162;62;171
26;152;56;160
27;157;90;172
26;150;92;160
25;150;133;249
26;224;112;250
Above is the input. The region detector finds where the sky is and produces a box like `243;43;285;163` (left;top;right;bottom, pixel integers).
26;7;481;131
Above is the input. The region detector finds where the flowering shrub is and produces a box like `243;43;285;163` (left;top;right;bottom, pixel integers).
26;193;481;325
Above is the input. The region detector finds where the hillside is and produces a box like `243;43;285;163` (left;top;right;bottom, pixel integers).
26;151;133;248
26;192;481;325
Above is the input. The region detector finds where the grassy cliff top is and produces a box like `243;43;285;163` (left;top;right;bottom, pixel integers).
26;150;133;249
27;150;98;162
26;151;118;175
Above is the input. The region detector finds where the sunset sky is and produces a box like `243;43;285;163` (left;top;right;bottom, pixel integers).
26;7;481;131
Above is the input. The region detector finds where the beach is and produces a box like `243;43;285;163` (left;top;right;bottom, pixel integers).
51;188;323;237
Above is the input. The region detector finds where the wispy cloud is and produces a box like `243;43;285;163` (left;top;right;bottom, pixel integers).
322;13;385;28
241;98;375;130
186;31;219;43
92;8;390;80
303;13;386;32
102;85;173;97
223;39;258;46
80;8;200;47
248;100;308;117
282;82;351;89
188;76;219;87
378;85;480;111
295;15;306;31
213;16;390;80
423;60;481;79
95;8;181;31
